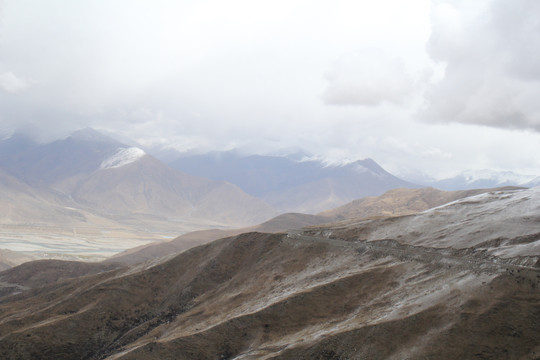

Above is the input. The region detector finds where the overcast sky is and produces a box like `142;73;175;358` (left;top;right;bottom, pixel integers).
1;0;540;179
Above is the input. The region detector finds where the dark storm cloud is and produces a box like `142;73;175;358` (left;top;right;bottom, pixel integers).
422;0;540;131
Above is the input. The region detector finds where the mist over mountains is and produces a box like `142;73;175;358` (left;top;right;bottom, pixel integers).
0;128;419;213
1;127;539;358
2;127;538;262
0;127;421;262
413;169;539;191
2;0;540;357
0;128;275;223
168;152;419;213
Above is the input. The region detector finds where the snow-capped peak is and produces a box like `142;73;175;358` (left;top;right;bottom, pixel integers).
100;147;145;169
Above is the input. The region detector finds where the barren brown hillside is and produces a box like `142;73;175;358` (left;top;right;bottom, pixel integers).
107;212;329;265
0;187;538;359
109;187;511;266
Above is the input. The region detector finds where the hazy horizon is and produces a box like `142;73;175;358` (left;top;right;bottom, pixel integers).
1;0;540;179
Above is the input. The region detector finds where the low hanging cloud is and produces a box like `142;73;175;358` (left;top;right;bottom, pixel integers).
422;0;540;131
322;48;414;106
0;72;29;94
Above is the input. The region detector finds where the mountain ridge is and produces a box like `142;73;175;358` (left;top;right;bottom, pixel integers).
0;187;538;359
106;187;516;266
168;151;419;213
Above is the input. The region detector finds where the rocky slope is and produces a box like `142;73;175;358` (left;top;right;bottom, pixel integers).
0;187;538;359
109;187;511;266
319;186;523;220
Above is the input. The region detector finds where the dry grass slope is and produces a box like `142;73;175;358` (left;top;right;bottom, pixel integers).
0;228;538;359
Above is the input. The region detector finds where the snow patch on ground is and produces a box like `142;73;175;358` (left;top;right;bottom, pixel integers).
100;147;145;169
368;186;540;256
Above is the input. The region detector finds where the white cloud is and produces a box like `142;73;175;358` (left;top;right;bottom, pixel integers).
0;72;28;94
0;0;539;179
422;0;540;131
322;49;414;106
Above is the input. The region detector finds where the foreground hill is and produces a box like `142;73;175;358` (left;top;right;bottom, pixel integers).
0;187;538;359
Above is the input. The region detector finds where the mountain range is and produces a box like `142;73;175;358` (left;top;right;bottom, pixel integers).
0;128;423;263
0;186;538;359
405;168;538;191
168;151;419;213
1;127;538;358
2;127;537;267
0;128;275;223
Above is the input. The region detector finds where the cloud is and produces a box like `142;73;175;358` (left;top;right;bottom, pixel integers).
322;48;414;106
0;72;29;94
422;0;540;131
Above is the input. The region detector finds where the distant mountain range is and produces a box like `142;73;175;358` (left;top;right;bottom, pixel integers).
0;129;279;262
0;128;121;186
0;128;276;225
0;127;423;262
168;151;419;213
408;169;538;191
3;127;537;264
0;128;422;223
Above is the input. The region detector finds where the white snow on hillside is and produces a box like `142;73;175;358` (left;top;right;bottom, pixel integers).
461;169;536;185
100;147;145;169
525;176;540;187
363;186;540;258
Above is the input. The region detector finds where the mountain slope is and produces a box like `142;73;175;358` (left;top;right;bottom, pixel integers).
319;186;524;220
0;188;538;359
262;158;421;213
0;132;39;166
108;187;513;266
0;249;36;272
262;160;416;213
56;154;277;225
169;152;419;213
525;176;540;187
0;168;182;262
0;128;124;186
0;129;281;264
415;169;538;191
168;151;322;197
107;212;330;265
322;187;540;259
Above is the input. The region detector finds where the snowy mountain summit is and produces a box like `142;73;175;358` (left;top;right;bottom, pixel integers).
100;147;146;169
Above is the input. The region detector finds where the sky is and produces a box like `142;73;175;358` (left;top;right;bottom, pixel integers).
1;0;540;180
